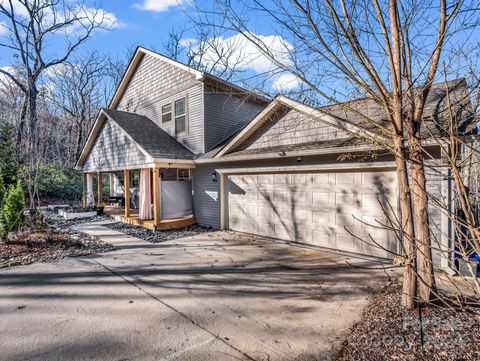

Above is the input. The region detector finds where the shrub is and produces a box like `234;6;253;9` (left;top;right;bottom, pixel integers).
0;174;5;207
0;181;25;240
0;123;20;187
37;164;83;201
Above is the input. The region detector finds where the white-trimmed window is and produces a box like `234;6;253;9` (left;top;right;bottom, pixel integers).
174;98;187;133
177;169;190;181
162;103;172;123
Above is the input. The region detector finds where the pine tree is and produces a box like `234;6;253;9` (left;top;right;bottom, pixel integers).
0;181;25;241
0;123;20;187
0;175;5;207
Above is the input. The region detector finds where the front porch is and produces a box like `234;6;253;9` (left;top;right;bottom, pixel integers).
83;165;196;231
104;206;195;230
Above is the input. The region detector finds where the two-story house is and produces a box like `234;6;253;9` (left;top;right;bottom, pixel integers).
76;46;474;270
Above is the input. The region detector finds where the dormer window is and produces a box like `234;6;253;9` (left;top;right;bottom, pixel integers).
162;103;172;123
175;98;187;133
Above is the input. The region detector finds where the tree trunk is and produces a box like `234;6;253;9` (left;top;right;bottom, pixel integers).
392;133;417;309
17;96;28;146
388;0;417;309
75;122;83;161
27;83;39;209
406;121;436;302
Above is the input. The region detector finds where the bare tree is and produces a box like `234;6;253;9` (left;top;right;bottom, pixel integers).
0;0;110;207
191;0;479;308
47;51;112;162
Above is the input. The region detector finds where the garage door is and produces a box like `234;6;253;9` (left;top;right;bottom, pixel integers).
227;170;398;259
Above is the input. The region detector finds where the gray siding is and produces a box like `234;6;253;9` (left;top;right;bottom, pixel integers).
193;149;447;268
83;119;147;172
193;164;222;228
116;54;205;154
238;109;347;151
193;152;397;229
204;85;265;151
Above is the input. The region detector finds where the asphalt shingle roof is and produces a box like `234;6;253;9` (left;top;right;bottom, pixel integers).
103;108;194;160
322;78;476;138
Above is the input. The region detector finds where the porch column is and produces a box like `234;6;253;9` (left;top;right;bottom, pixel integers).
152;167;161;226
124;170;131;218
82;173;87;208
109;174;114;197
85;173;95;207
97;172;103;206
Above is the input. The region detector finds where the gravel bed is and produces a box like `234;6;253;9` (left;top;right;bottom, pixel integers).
0;229;115;268
0;209;116;268
105;222;213;243
334;283;480;361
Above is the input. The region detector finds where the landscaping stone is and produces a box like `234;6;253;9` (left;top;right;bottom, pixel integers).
105;222;213;243
0;209;116;269
0;230;115;268
58;208;97;220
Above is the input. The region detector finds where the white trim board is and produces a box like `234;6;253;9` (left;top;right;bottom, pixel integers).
216;161;396;175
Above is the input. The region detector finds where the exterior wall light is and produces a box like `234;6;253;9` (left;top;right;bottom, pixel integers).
212;171;218;183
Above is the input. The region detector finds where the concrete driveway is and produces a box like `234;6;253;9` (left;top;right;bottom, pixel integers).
0;222;390;361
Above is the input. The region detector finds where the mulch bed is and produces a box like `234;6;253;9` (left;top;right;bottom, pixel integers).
105;222;213;243
0;228;115;268
334;283;480;361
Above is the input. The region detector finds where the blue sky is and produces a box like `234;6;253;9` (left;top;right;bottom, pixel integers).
0;0;205;63
79;0;197;57
1;1;479;98
0;0;302;92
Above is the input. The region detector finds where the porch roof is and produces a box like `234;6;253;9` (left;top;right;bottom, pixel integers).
76;109;194;170
102;109;194;160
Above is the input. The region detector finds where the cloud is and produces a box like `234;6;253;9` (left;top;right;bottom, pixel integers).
78;7;126;30
271;72;301;91
193;32;299;91
178;38;198;48
0;0;28;17
0;21;8;36
0;1;124;31
133;0;184;12
199;33;294;74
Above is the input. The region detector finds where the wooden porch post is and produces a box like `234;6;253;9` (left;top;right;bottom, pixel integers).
97;172;102;206
124;170;131;218
152;167;161;227
82;173;87;208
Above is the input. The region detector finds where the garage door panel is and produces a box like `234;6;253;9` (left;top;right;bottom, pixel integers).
312;192;330;206
243;204;257;216
243;219;258;233
293;174;308;184
274;224;292;240
295;228;312;243
313;228;335;247
274;174;291;185
258;222;274;235
228;171;398;258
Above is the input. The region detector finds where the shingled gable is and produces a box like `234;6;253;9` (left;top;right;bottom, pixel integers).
76;109;194;170
213;95;378;158
109;46;268;110
214;78;475;159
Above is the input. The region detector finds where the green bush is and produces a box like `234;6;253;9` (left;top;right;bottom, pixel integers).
0;175;5;207
0;181;25;240
0;123;20;187
37;164;83;201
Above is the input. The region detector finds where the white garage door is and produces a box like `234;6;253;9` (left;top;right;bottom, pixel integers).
227;170;398;259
